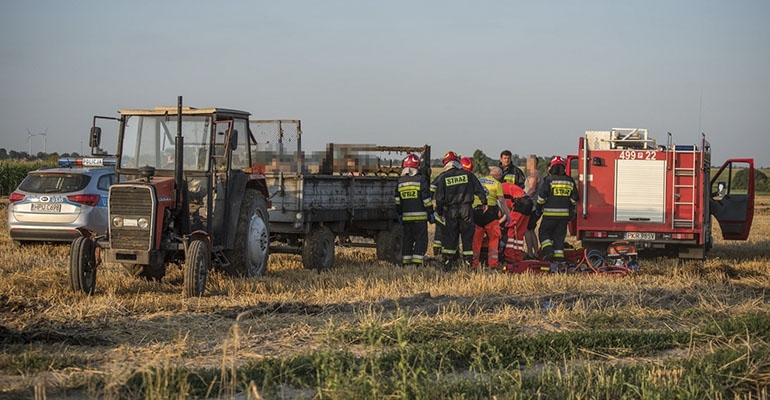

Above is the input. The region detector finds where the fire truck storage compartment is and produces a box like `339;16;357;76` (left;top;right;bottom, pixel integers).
614;159;665;223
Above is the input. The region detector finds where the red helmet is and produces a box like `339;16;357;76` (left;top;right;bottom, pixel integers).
402;153;420;169
443;151;460;165
549;156;567;169
460;157;473;172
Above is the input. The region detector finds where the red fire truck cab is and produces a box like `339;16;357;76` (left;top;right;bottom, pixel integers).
568;128;754;259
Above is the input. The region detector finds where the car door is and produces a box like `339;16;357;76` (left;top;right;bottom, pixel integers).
710;158;755;240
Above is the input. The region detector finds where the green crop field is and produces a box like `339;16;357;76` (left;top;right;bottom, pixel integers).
1;196;769;399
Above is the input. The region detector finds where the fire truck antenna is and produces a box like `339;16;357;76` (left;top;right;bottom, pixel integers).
698;89;703;134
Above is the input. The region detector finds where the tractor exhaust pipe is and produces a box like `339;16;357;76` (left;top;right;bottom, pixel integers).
175;96;184;204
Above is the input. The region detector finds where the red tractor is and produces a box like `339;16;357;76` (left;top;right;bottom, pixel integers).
70;97;270;296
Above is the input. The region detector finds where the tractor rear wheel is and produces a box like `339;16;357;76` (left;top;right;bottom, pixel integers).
225;189;270;277
302;225;335;271
184;239;209;297
70;237;97;295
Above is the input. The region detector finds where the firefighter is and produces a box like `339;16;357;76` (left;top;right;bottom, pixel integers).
433;151;487;270
499;150;526;189
395;153;434;265
535;156;578;262
471;165;510;269
430;175;445;257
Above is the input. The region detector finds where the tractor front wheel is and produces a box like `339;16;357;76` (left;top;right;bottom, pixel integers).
184;239;210;297
69;236;98;295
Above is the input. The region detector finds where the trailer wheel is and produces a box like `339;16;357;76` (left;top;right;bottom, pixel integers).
226;189;270;277
122;263;167;281
184;239;209;297
70;236;97;295
376;224;403;264
302;225;335;271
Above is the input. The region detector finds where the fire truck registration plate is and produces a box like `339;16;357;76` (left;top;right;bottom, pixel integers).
625;232;655;241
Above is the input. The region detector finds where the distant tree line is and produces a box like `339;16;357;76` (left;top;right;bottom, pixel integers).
0;148;82;161
733;169;770;193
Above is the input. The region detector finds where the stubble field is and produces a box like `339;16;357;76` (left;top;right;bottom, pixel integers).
1;196;769;399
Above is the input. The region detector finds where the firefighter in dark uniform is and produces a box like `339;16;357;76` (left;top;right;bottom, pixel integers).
433;151;487;269
536;156;578;262
430;174;446;257
499;150;526;189
395;153;434;265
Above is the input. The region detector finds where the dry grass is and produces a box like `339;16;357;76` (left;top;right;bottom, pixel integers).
1;196;769;398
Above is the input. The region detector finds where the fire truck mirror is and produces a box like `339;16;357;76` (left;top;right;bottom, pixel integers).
717;182;727;197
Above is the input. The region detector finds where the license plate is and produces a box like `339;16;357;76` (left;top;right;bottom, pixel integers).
32;203;62;213
624;232;655;241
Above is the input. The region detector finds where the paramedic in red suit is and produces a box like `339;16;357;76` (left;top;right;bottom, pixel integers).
470;164;510;269
501;182;532;263
536;156;579;262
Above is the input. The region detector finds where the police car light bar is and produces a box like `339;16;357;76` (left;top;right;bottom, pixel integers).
59;157;117;167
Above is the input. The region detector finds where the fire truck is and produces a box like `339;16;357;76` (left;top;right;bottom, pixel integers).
568;128;755;259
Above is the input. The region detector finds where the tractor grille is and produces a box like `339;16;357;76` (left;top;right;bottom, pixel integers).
109;185;154;250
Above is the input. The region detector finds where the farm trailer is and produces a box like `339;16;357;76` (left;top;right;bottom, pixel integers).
249;120;430;270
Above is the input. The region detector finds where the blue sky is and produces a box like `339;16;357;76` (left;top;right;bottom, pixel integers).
1;1;768;166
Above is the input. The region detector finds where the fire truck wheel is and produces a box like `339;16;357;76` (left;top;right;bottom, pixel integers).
69;236;97;295
122;263;166;281
184;239;209;297
375;224;403;264
302;225;335;272
226;189;270;277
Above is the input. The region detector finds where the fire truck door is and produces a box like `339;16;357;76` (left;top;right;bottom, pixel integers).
710;159;755;240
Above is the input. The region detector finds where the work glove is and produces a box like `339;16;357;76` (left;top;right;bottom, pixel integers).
397;215;403;225
535;208;543;218
435;214;445;225
428;213;435;224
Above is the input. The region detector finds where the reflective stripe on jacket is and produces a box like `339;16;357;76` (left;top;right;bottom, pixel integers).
395;174;433;222
536;174;578;219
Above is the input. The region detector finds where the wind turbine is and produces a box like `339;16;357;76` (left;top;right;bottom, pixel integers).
26;129;48;156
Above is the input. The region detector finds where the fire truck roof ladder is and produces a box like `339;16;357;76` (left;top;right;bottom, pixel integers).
609;128;655;150
671;132;698;229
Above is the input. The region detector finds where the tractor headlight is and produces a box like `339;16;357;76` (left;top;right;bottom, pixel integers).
137;217;149;229
112;216;124;228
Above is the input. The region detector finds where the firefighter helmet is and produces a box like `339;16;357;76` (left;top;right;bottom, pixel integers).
460;157;473;172
549;156;567;169
402;153;420;169
443;151;460;165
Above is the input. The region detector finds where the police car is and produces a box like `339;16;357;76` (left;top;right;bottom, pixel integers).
7;157;115;244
